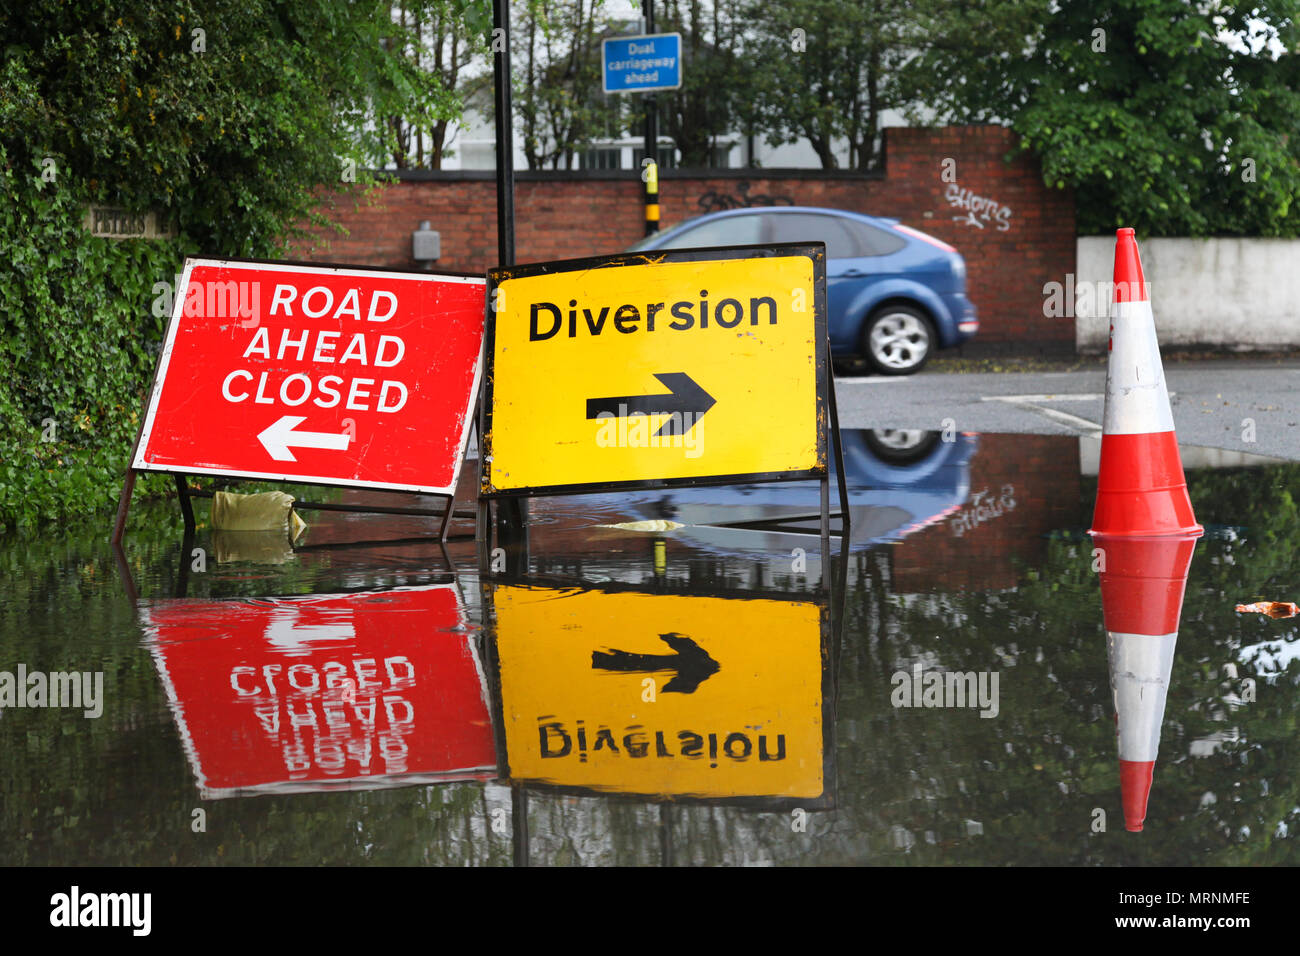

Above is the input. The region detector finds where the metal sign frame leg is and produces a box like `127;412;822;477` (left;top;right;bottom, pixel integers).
438;493;457;544
820;475;831;576
823;370;851;591
110;468;136;548
111;391;156;547
175;473;196;535
476;361;493;570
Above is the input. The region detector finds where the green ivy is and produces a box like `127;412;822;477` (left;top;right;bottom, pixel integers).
0;145;180;532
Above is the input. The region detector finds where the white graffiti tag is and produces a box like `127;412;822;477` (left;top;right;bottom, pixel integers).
945;183;1012;232
950;485;1017;537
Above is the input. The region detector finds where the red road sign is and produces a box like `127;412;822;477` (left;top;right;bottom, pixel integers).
142;585;497;797
132;258;485;494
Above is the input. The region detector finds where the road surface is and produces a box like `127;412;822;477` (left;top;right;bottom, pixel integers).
835;360;1300;462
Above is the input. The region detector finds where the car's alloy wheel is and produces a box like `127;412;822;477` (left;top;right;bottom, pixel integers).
863;306;934;375
863;428;942;464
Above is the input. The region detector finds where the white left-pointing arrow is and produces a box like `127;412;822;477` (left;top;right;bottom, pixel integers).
257;415;352;462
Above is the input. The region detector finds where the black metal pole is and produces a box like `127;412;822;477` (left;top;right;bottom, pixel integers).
493;0;515;268
643;1;659;236
659;801;674;866
486;0;528;560
512;785;529;867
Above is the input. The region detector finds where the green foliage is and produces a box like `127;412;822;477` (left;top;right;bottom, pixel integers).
513;0;623;170
378;2;494;169
741;0;917;170
2;0;464;250
904;0;1300;236
656;0;748;168
0;1;473;531
0;143;182;532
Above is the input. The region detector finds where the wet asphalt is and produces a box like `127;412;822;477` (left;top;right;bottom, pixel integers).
836;359;1300;461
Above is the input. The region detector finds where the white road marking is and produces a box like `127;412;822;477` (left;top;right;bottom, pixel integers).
980;393;1104;403
835;376;914;384
979;391;1180;436
1021;405;1104;435
981;394;1103;435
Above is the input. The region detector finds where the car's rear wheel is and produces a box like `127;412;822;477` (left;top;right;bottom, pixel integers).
862;305;934;375
863;428;942;464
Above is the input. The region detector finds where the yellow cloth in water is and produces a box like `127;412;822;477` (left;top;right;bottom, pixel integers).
597;520;683;532
210;491;306;539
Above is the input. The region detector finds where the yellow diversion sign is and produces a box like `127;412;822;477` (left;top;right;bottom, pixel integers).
490;583;829;801
483;244;828;495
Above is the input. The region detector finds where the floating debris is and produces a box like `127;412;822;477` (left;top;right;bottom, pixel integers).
1235;601;1299;618
596;520;684;532
211;490;306;539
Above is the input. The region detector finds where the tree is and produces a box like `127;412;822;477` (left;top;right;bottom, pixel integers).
741;0;920;170
383;1;492;170
513;1;622;170
656;0;749;167
1;0;468;251
902;0;1300;236
0;0;477;528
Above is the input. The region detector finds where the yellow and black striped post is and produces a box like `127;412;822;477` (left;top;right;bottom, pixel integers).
643;158;659;237
643;0;659;238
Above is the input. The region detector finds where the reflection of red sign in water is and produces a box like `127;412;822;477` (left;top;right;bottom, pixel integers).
142;585;496;797
133;259;485;494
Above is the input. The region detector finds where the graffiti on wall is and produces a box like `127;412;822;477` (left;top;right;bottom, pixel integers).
945;183;1012;232
949;485;1017;537
697;181;795;213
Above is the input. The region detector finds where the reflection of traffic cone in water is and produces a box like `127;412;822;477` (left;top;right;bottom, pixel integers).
1090;228;1202;537
1094;533;1198;831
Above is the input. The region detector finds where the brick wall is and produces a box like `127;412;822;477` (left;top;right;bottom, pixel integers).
891;434;1085;592
291;125;1076;352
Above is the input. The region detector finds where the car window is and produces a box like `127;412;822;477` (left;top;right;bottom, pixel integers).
657;213;763;249
763;213;863;259
848;221;907;256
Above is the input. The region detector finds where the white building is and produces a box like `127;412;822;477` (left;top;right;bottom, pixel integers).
440;94;912;173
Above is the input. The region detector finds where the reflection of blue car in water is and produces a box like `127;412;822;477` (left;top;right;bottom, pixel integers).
588;429;976;555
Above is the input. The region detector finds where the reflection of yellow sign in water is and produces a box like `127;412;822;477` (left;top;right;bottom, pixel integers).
492;584;826;799
484;248;825;494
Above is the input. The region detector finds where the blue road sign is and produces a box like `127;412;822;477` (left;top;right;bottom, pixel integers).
602;33;683;94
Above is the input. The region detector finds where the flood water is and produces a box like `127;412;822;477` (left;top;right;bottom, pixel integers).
2;430;1297;866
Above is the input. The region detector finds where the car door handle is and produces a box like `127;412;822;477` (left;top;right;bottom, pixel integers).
842;269;867;278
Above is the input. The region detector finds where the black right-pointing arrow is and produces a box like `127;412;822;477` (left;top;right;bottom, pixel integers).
591;632;720;694
586;372;716;438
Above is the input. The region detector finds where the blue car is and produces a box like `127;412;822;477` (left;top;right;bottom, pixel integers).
627;206;978;374
576;428;977;557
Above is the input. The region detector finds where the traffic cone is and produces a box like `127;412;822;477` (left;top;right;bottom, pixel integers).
1094;532;1198;831
1090;228;1202;537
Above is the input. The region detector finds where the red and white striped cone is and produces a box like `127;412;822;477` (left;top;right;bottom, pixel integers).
1090;228;1202;537
1094;532;1198;831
